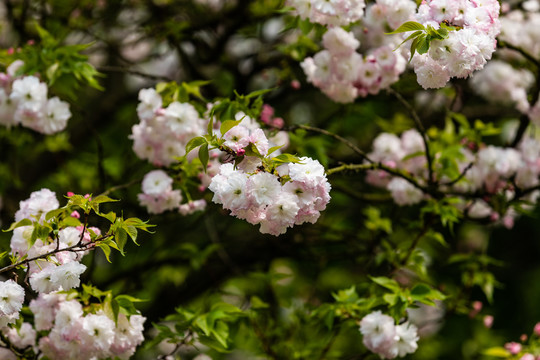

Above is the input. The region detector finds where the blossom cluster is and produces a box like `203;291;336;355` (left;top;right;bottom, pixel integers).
0;189;147;359
499;5;540;64
0;280;25;328
470;60;534;114
132;87;290;217
287;0;366;26
411;0;500;89
29;292;145;360
365;130;540;228
360;310;419;359
300;1;414;103
202;117;328;236
0;60;72;134
209;149;331;236
138;169;184;214
10;189;93;295
131;88;207;167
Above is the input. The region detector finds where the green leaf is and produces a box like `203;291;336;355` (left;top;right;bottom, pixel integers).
98;243;112;263
245;88;274;99
82;284;109;299
195;315;211;336
267;144;284;155
211;321;230;349
393;30;423;51
115;228;128;255
332;286;359;303
409;36;420;62
125;225;138;245
401;151;425;162
271;153;302;165
116;295;145;317
199;143;209;172
92;195;119;204
45;208;65;221
4;218;32;232
383;293;398;306
385;21;425;35
207;115;214;135
111;298;120;324
370;276;400;291
31;224;50;243
99;211;117;223
185;136;207;155
220;119;242;136
482;347;510;358
250;296;270;309
182;80;210;101
416;35;430;54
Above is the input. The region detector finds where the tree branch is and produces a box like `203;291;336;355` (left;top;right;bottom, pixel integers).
0;234;112;275
387;88;435;186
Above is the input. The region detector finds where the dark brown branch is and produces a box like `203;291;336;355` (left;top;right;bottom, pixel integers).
0;234;112;275
97;65;173;82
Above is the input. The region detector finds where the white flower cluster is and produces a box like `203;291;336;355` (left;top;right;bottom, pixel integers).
209;152;331;236
137;169;185;214
301;0;414;103
287;0;366;26
499;6;540;64
29;292;145;360
470;60;534;114
0;280;25;328
366;130;540;228
412;0;500;89
131;88;207;166
0;61;71;134
360;310;419;359
366;130;427;206
10;189;95;294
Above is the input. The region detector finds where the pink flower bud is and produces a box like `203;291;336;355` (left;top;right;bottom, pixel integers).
520;354;535;360
503;216;515;229
27;40;35;45
469;301;482;318
291;80;301;90
260;104;274;124
272;117;284;129
520;334;528;342
67;192;75;197
490;212;500;222
7;48;14;55
198;185;206;192
236;148;246;156
504;342;522;355
483;315;494;328
70;211;80;219
533;322;540;336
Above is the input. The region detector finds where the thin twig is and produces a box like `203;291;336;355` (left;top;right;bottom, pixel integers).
204;214;242;275
0;234;112;275
498;41;540;147
97;65;173;82
291;124;372;162
498;40;540;68
443;162;474;187
327;163;428;193
387;88;435;186
98;178;142;197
